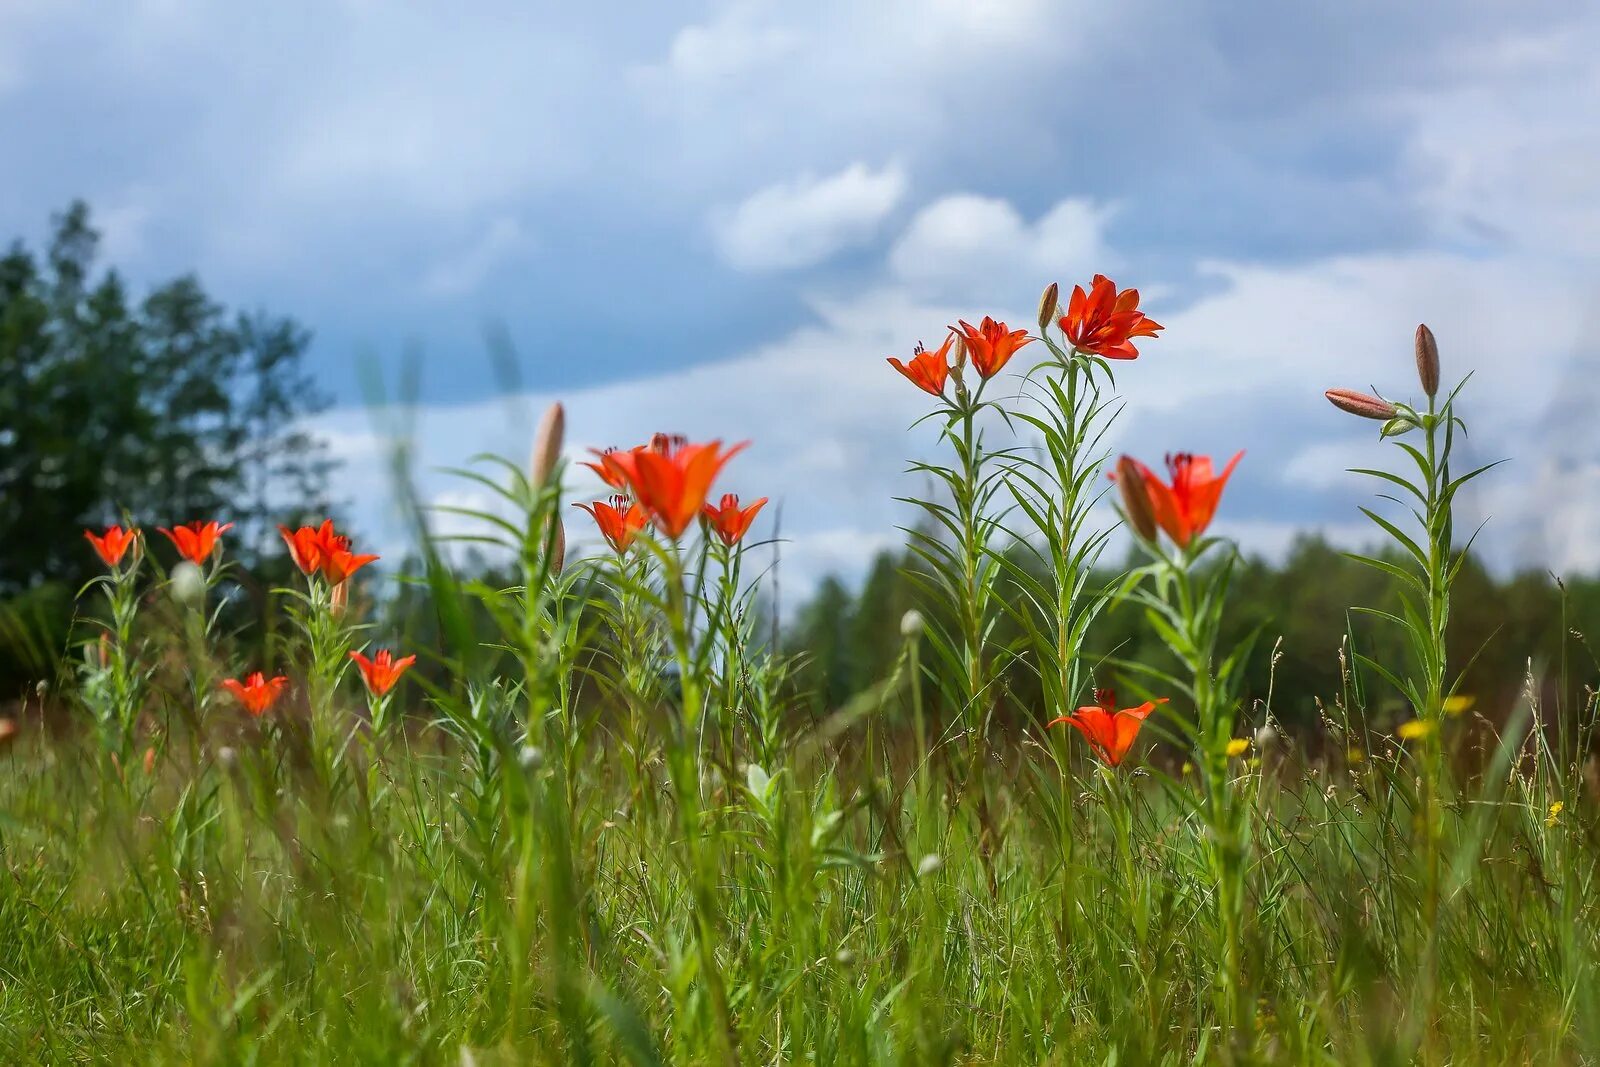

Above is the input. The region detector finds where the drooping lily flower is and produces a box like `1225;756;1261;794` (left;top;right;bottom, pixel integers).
158;521;234;565
349;649;416;697
1049;689;1168;767
1114;452;1243;548
951;316;1031;379
85;525;139;568
221;671;289;716
702;493;768;546
887;335;954;396
607;435;747;539
1058;275;1163;360
575;495;649;553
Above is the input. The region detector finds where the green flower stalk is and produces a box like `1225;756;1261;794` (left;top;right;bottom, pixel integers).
1326;323;1499;1014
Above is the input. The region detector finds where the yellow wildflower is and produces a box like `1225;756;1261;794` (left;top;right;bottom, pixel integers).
1225;738;1250;758
1443;694;1476;717
1546;801;1564;827
1398;719;1436;741
1346;747;1365;765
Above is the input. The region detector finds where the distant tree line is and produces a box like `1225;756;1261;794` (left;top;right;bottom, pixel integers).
784;537;1600;739
0;203;336;691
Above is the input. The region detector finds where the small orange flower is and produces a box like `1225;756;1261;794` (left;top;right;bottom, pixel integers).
702;493;768;546
349;649;416;697
1114;452;1243;548
1049;689;1167;767
887;335;954;396
1058;275;1162;360
221;672;289;716
85;525;139;568
951;316;1032;379
610;434;747;539
158;521;234;565
575;495;650;553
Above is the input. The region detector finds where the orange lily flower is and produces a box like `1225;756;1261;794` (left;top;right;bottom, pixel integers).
278;521;330;575
221;671;289;716
581;447;634;489
575;495;650;553
951;316;1032;379
703;493;768;546
1049;689;1167;767
281;519;378;584
887;335;954;396
320;544;379;585
85;525;139;567
1058;275;1162;360
608;434;747;539
158;521;234;565
349;649;416;697
1114;451;1243;548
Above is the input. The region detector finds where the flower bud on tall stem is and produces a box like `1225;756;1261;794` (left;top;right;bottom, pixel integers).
530;401;565;488
1414;324;1439;398
1037;282;1059;333
1325;388;1399;421
1115;456;1159;543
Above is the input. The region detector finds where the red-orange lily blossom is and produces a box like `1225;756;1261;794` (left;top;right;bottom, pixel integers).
221;672;289;716
85;525;139;567
1058;275;1163;360
703;493;768;546
1115;451;1243;548
603;434;747;539
581;447;633;489
887;335;954;396
952;316;1032;379
280;520;378;584
349;649;416;698
158;521;234;565
1050;689;1168;767
575;495;649;553
279;521;329;575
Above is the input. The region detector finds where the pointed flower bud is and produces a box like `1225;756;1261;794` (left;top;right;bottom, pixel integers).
1114;456;1159;543
529;401;565;488
1414;324;1439;398
1324;388;1398;421
1037;282;1059;333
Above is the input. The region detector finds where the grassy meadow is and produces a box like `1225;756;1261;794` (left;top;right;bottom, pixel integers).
2;283;1598;1065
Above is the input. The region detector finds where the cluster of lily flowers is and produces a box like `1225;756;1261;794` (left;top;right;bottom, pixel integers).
886;273;1247;769
576;432;766;551
82;518;413;717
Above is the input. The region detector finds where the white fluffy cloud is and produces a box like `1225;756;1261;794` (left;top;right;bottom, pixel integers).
712;163;908;270
889;195;1114;302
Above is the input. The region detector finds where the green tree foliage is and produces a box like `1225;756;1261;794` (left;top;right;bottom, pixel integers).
788;535;1600;738
0;203;336;688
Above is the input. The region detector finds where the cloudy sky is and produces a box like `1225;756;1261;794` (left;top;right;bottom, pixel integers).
4;1;1597;596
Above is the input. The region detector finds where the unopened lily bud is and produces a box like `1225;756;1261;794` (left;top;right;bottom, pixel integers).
169;561;206;605
1324;388;1397;421
1114;456;1159;543
330;579;349;617
529;401;565;488
1414;324;1439;398
900;609;924;639
549;517;566;574
1037;282;1059;333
